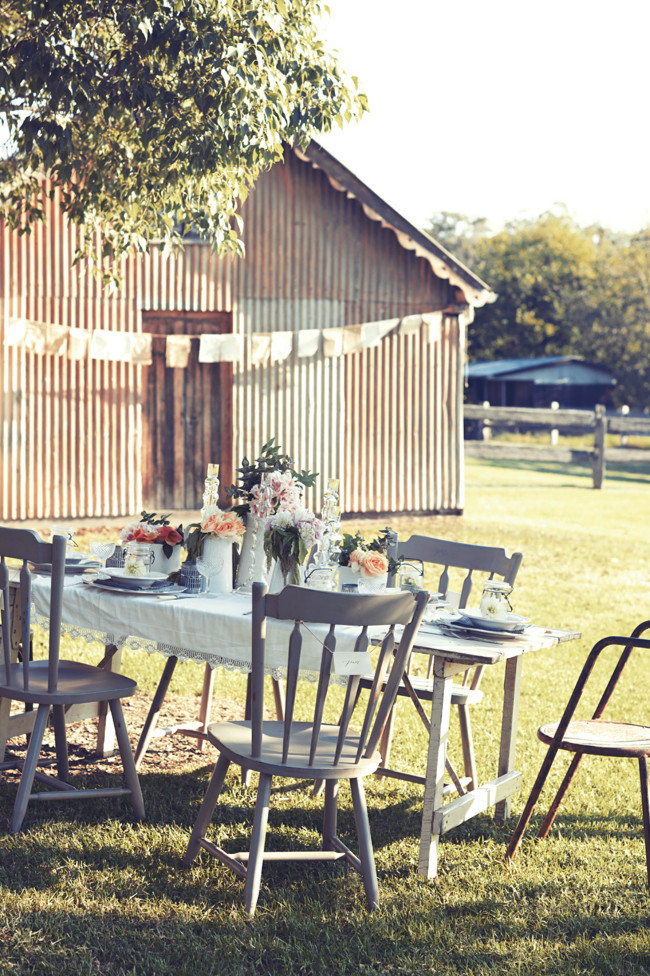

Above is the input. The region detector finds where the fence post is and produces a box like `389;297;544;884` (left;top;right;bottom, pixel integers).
481;400;491;440
550;401;559;445
592;404;606;489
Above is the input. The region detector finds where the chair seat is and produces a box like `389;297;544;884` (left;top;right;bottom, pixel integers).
0;660;137;706
208;719;381;779
539;719;650;757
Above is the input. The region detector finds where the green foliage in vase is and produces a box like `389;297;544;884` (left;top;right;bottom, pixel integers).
0;0;367;285
226;438;317;515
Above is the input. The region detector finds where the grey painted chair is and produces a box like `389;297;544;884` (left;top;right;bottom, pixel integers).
507;621;650;884
379;534;523;794
183;582;428;915
0;527;144;833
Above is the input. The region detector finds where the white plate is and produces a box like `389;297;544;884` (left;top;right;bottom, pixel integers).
31;560;95;576
100;568;169;587
441;619;524;641
86;579;185;596
459;610;530;633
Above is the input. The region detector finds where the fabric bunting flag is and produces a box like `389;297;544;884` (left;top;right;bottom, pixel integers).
422;311;442;344
322;328;344;357
360;318;399;348
67;328;91;361
165;335;192;368
89;329;152;364
398;314;423;335
296;329;320;358
270;331;293;363
198;333;243;363
249;334;271;366
4;318;27;347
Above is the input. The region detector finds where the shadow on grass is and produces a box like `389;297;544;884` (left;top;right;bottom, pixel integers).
467;457;650;487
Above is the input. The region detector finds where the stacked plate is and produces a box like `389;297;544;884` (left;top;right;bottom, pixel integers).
89;568;185;596
438;609;530;640
30;553;97;575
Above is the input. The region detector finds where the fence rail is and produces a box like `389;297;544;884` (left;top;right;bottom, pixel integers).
463;403;650;488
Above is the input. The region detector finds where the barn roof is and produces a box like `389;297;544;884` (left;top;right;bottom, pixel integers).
293;141;496;309
467;356;615;386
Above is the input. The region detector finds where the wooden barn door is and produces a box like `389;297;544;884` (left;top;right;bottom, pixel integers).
141;311;233;511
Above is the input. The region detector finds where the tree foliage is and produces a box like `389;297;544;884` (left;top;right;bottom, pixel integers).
428;210;650;407
0;0;366;283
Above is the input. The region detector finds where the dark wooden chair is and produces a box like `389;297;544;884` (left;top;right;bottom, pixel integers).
183;583;428;915
506;621;650;883
379;534;523;794
0;527;144;833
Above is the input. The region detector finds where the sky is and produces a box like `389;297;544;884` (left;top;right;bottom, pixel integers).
316;0;650;236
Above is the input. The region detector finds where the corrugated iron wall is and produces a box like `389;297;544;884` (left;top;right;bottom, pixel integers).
0;150;464;520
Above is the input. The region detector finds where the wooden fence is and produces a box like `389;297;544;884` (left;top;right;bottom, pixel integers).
463;403;650;488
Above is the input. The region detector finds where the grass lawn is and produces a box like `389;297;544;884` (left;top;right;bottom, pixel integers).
2;457;650;975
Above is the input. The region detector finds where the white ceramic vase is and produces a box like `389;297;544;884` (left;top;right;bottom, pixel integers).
337;565;359;591
235;512;268;587
150;543;182;575
268;559;305;593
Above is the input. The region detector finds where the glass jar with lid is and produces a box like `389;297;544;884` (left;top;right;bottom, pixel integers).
124;542;154;577
480;579;513;619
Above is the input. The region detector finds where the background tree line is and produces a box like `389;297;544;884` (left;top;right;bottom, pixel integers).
428;211;650;409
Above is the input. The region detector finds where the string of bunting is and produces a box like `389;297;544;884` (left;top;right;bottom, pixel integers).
3;310;450;368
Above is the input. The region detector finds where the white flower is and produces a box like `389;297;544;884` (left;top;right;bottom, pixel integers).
481;593;506;618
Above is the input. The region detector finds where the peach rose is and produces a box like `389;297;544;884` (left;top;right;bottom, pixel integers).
202;511;245;542
347;548;365;574
360;551;388;578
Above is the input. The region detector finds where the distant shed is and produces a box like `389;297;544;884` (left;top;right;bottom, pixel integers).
0;141;494;521
466;356;616;410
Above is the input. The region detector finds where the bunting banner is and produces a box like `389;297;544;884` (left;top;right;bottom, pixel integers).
165;334;192;368
3;309;453;368
198;333;243;363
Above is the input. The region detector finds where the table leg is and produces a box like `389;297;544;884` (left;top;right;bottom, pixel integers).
495;655;523;821
197;663;216;752
96;644;122;757
417;658;453;879
134;655;179;769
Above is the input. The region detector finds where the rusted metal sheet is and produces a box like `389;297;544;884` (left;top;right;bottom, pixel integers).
0;149;466;521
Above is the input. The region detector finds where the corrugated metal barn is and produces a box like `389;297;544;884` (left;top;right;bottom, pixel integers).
0;141;493;521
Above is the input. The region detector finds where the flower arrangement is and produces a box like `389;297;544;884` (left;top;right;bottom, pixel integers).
249;469;303;518
120;511;184;558
226;439;317;516
264;507;324;584
184;507;246;562
338;527;401;576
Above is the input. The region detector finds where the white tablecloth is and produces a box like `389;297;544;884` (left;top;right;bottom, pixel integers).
31;578;335;678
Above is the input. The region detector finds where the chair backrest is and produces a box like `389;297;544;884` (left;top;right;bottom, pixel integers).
388;534;523;608
0;527;66;692
250;583;428;767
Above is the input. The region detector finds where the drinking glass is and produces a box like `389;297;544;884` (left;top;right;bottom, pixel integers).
197;551;225;596
89;541;116;572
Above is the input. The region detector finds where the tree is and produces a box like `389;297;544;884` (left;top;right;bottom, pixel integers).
468;213;598;361
0;0;366;283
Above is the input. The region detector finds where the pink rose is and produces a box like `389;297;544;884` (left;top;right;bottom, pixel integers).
360;551;388;578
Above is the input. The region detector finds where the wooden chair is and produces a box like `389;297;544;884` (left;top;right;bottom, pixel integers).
183;583;428;915
0;527;144;833
506;621;650;883
379;534;523;795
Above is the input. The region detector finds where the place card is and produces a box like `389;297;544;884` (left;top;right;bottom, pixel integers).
332;650;372;675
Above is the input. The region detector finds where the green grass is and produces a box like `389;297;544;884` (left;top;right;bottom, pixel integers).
2;457;650;975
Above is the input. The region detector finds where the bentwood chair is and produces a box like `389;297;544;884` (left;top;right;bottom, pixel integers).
379;534;523;794
0;527;144;833
183;583;427;915
506;621;650;884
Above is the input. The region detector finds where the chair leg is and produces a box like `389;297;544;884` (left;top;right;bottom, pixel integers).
505;741;562;861
376;702;397;781
323;779;339;850
109;699;145;820
350;777;379;910
639;756;650;887
51;704;69;783
10;704;49;834
134;655;178;769
183;753;231;866
244;772;272;917
537;751;585;840
456;703;478;792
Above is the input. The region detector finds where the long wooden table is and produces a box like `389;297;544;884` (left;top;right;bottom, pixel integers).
7;576;579;879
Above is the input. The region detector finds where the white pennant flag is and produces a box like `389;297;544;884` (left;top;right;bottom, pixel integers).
296;329;320;358
270;331;293;363
198;333;243;363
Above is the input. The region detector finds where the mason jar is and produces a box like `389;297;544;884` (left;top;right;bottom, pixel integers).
480;579;513;619
124;542;154;577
